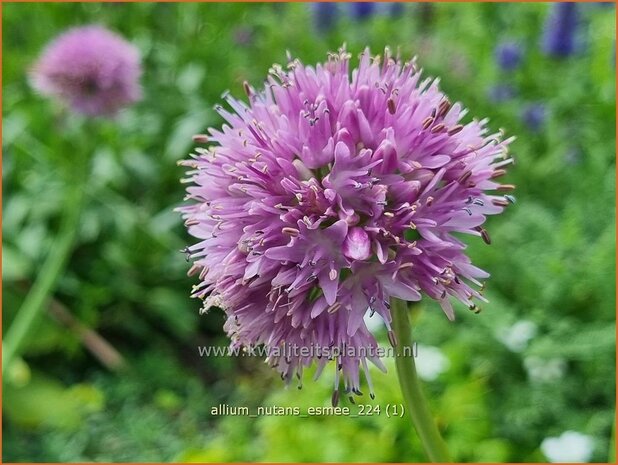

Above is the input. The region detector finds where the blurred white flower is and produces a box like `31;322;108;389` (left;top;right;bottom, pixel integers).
415;344;450;381
497;320;537;352
363;311;384;333
541;431;594;462
524;356;566;383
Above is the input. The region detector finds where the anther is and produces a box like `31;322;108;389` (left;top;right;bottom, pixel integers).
448;124;464;135
180;247;192;262
327;302;342;314
496;184;515;192
491;169;507;179
492;198;509;207
192;134;209;143
187;264;200;277
282;227;299;237
387;330;398;348
438;99;451;118
476;226;491;245
387;98;396;115
458;170;472;184
422;117;434;129
243;81;252;97
430;123;445;134
468;304;482;314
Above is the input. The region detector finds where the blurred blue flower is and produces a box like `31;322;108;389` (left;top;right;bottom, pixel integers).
522;103;547;132
349;2;375;21
387;2;405;18
487;84;517;103
542;2;579;58
564;147;582;165
495;41;523;71
311;3;339;34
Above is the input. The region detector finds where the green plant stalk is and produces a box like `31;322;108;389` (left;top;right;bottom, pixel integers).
391;298;451;462
3;182;84;376
609;412;616;463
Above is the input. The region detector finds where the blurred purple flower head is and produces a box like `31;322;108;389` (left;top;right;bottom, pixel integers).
30;25;142;116
542;2;579;58
233;26;254;47
349;2;375;20
495;41;523;71
179;48;514;400
487;84;517;103
522;103;547;132
311;3;339;34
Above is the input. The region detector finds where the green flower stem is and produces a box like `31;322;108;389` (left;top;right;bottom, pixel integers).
3;180;84;376
391;298;451;462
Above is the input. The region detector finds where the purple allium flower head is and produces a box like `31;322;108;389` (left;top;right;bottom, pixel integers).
349;2;375;20
542;3;579;58
495;41;523;71
179;48;514;400
30;26;141;116
522;103;547;132
311;3;339;34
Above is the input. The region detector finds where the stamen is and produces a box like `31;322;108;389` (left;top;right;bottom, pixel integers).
437;99;451;118
422;116;434;129
448;124;464;135
430;123;445;134
192;134;209;143
387;330;398;348
180;246;191;262
475;226;491;245
458;170;472;184
282;227;300;237
387;98;396;115
327;302;342;314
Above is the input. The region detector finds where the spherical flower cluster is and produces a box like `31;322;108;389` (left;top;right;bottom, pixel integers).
179;48;514;401
30;25;142;116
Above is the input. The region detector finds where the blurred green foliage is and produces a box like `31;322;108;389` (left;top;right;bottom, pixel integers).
2;2;615;462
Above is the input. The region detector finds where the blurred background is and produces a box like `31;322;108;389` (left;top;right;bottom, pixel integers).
2;2;616;462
